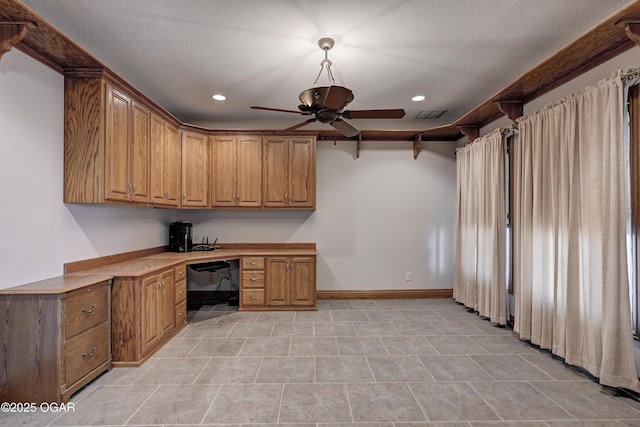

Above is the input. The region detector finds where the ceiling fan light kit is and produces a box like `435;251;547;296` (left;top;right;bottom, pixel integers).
251;36;405;138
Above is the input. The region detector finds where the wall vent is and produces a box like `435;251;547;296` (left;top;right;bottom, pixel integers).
415;110;447;119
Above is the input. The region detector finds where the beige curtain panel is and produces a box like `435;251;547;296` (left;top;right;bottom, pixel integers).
513;70;639;392
454;128;507;325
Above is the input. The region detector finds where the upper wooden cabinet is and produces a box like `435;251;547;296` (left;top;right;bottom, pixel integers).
150;114;180;207
65;76;151;205
181;130;209;208
211;135;262;207
263;136;316;208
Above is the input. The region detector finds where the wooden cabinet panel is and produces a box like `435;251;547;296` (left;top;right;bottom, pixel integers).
237;136;262;206
164;125;181;205
242;289;265;306
130;101;150;203
65;322;109;386
211;135;237;206
113;267;179;365
159;269;175;336
263;136;315;208
211;135;262;207
181;131;209;208
151;116;181;207
290;257;315;306
263;136;288;207
140;274;159;355
266;257;289;306
242;271;264;289
65;283;109;337
288;137;315;208
105;87;130;202
265;256;315;307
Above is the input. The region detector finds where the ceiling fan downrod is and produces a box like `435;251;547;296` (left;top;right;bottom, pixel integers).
313;36;336;87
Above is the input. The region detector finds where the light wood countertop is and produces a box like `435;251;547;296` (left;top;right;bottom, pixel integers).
1;245;317;294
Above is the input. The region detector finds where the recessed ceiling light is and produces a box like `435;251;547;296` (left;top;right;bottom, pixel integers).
211;94;226;101
412;95;426;102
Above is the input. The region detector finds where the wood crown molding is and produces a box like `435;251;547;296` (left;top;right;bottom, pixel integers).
3;0;640;142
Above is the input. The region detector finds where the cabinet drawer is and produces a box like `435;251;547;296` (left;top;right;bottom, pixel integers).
242;257;264;270
175;300;187;326
242;271;264;289
174;265;186;282
65;322;109;386
174;280;186;305
65;282;109;338
242;289;264;306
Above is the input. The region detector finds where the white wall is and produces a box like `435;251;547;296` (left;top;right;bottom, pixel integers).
181;140;457;291
0;50;175;289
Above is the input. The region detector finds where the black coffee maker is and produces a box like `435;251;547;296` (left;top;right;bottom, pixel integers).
169;221;193;252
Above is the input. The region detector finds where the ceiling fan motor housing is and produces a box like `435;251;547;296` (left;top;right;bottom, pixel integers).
299;86;354;112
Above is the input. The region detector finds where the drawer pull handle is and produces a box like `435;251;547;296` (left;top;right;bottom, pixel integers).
82;347;97;358
179;289;185;294
178;311;184;316
250;296;257;300
250;262;257;265
82;304;97;314
250;278;257;281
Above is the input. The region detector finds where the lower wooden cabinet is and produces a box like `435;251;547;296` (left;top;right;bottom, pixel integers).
174;264;187;327
239;255;316;310
112;266;181;366
0;279;112;403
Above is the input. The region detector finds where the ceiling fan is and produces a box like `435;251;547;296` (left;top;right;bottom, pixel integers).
251;37;405;138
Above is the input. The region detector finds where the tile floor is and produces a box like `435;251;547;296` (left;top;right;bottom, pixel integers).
4;298;640;426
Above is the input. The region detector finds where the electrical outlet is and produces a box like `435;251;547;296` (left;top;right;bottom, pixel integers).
405;272;412;281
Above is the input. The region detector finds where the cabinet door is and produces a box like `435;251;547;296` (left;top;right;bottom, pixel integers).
149;114;166;205
210;136;237;207
265;257;289;306
290;257;315;306
164;125;180;206
104;86;131;202
140;274;159;355
237;136;262;207
158;269;175;337
288;137;315;208
263;137;288;207
181;131;209;208
130;101;150;203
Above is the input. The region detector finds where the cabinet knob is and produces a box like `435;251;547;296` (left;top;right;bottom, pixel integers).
81;304;97;314
250;278;257;281
250;296;256;300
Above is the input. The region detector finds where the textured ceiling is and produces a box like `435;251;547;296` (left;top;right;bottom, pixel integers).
20;0;633;132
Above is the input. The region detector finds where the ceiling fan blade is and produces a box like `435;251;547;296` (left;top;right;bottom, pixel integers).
331;119;360;138
342;109;406;119
251;106;305;115
279;118;317;133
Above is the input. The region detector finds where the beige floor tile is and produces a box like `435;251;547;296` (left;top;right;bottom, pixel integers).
382;335;439;355
194;357;261;384
255;356;315;383
354;321;399;336
393;321;442;336
203;383;283;424
426;336;490;355
365;310;408;321
347;382;426;422
289;337;339;356
188;337;246;357
419;355;494;381
238;337;291;356
258;311;295;322
409;382;500;422
470;335;536;354
279;383;352;423
127;384;220;425
185;322;235;337
271;322;314;337
315;355;375;382
337;336;389;355
367;355;435;382
331;310;369;321
133;357;210;385
470;354;552;380
529;380;640;419
469;381;573;420
314;321;357;336
50;385;157;426
228;321;275;337
294;310;332;322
